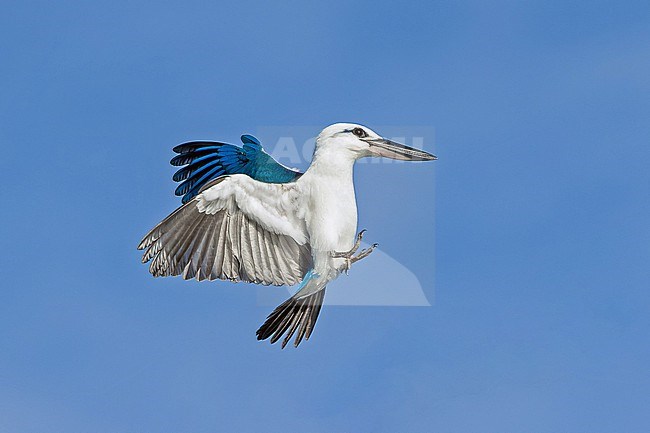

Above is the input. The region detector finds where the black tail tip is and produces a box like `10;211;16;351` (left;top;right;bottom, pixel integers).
256;290;325;348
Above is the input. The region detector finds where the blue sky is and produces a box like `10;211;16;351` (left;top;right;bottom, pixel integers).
1;1;649;432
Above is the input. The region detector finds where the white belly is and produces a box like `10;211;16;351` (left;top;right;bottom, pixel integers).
306;191;357;252
304;181;358;254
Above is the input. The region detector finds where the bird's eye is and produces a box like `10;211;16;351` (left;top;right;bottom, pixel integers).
352;128;367;138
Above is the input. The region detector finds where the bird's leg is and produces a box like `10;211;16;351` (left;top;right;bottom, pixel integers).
331;230;377;274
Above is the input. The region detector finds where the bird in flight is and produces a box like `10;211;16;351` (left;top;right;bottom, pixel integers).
138;123;436;348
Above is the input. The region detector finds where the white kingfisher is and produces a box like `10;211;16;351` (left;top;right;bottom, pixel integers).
138;123;436;348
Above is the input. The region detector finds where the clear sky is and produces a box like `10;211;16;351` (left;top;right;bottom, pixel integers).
1;1;649;432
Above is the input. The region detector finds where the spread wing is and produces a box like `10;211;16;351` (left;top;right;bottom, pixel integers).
138;175;312;286
171;135;302;204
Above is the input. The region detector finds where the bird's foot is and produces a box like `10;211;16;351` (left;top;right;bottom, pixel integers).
343;243;379;274
331;230;378;274
350;243;378;265
350;243;379;263
331;230;366;260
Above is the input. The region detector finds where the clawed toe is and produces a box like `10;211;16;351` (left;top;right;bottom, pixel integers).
331;230;378;274
350;243;378;264
331;229;367;259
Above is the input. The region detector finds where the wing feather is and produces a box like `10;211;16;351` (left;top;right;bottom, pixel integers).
228;212;243;279
263;230;282;284
139;175;311;286
211;213;228;280
199;215;220;281
255;222;272;283
238;214;255;282
270;232;290;283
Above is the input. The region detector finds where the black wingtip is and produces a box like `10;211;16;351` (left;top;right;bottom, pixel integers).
256;289;326;348
172;141;225;154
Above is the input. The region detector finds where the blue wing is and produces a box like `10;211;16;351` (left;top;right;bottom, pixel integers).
171;134;303;203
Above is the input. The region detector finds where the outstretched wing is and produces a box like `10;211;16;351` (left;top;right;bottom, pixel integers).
171;134;302;203
138;175;312;286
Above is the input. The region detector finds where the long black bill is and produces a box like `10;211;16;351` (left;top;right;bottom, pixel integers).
366;138;437;161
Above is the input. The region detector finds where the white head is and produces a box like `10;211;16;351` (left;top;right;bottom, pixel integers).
315;123;437;162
